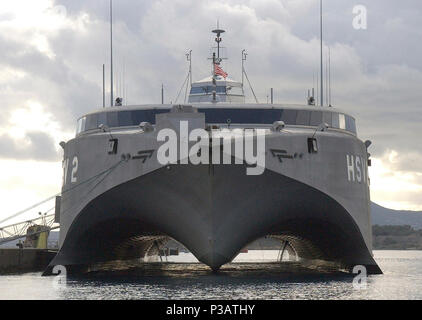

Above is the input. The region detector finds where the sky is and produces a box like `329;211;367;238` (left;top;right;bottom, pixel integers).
0;0;421;224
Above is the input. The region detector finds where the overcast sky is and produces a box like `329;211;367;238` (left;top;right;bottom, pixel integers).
0;0;421;224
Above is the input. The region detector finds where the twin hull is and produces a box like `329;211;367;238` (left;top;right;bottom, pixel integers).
49;111;381;274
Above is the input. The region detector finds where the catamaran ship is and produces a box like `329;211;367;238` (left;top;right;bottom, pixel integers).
46;27;382;275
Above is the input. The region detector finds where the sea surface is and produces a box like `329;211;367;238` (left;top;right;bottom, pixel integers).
0;250;421;300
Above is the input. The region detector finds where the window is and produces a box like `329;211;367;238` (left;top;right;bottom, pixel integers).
346;115;357;134
323;112;333;127
117;111;133;127
76;117;86;134
199;108;283;124
113;109;170;127
310;111;323;126
190;87;206;94
76;108;358;135
339;114;346;130
85;114;98;131
106;112;119;127
131;109;168;125
190;86;226;94
296;111;311;126
97;112;107;127
281;110;298;125
332;113;339;128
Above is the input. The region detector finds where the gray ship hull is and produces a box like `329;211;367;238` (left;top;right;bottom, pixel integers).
46;106;382;275
49;163;380;274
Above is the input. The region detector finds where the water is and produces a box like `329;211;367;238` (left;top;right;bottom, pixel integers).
1;250;422;300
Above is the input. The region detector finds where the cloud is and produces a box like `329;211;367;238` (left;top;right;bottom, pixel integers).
0;131;60;161
370;151;422;211
0;158;62;223
0;0;421;210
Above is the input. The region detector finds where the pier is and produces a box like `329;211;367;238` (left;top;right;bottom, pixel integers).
0;210;59;274
0;248;57;274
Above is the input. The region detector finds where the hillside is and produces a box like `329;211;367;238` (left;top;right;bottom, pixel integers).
371;202;422;229
372;225;422;250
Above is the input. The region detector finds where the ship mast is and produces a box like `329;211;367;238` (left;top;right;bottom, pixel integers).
211;26;225;103
320;0;324;107
110;0;114;107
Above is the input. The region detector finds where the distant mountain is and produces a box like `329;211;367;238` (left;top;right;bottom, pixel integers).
371;202;422;229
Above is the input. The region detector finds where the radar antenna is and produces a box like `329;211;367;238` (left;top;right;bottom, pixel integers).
211;24;225;103
212;23;225;65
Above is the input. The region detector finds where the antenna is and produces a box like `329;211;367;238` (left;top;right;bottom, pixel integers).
212;25;225;64
123;61;126;106
307;73;316;106
240;49;258;103
320;0;323;107
110;0;114;107
326;52;329;106
102;64;105;108
316;71;319;106
241;49;247;88
329;47;332;106
186;50;192;86
115;68;119;101
307;79;316;106
212;52;217;103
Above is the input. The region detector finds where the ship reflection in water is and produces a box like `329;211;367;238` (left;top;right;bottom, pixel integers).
1;250;422;300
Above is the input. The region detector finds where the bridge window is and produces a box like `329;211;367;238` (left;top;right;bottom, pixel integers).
332;113;339;128
310;111;323;126
76;116;86;134
296;110;311;126
281;110;298;125
199;108;283;124
106;111;119;127
85;114;98;131
190;86;227;94
323;112;332;127
346;115;357;134
81;109;170;132
77;108;357;135
98;112;107;128
339;113;346;130
117;111;133;126
330;113;356;133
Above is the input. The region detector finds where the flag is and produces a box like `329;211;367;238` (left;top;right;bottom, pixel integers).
214;64;228;79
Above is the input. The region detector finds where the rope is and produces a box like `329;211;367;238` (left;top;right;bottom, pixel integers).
184;72;190;104
243;67;259;104
0;195;59;226
0;159;125;226
174;72;190;104
57;159;125;222
0;159;125;245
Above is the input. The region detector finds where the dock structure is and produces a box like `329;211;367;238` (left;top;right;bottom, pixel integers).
0;249;57;274
0;212;59;274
